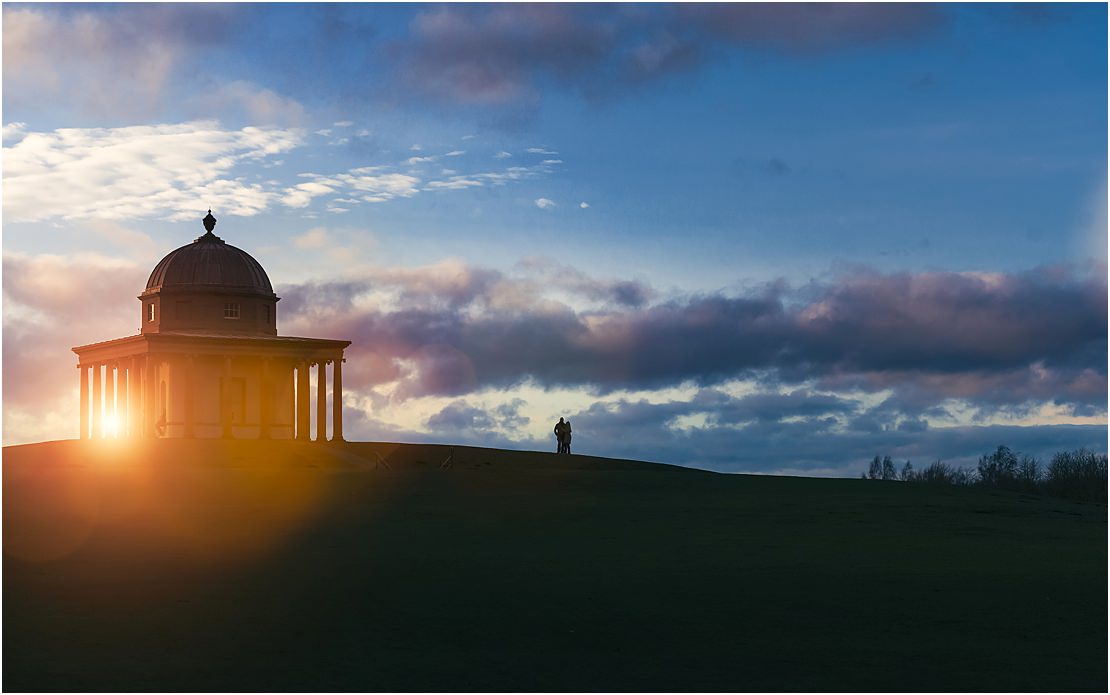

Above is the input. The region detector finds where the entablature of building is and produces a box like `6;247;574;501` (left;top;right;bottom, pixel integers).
73;332;351;365
71;335;147;364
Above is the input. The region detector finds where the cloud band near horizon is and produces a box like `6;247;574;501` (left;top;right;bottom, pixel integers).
276;263;1106;414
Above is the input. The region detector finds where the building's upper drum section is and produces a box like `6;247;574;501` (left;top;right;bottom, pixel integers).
144;211;274;296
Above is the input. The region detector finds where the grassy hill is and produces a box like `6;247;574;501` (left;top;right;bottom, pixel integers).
4;439;1106;692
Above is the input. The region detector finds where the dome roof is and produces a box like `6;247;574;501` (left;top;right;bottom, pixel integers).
144;212;274;295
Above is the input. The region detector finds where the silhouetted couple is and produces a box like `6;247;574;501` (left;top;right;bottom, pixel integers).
554;417;573;454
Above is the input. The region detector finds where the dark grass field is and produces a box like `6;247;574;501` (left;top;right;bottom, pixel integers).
4;439;1106;692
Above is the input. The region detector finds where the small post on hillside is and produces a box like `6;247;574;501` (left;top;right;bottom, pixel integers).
372;450;392;470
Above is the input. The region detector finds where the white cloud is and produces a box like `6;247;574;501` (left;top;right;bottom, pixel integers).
425;177;484;190
293;227;330;249
542;159;563;165
282;180;338;208
3;6;183;119
3;120;562;221
445;150;466;156
526;147;558;155
425;163;548;191
580;201;590;209
3;121;304;222
286;170;422;208
190;80;307;127
343;172;421;203
410;144;423;151
3;122;28;143
494;150;512;159
315;128;333;137
333;120;354;127
535;198;557;210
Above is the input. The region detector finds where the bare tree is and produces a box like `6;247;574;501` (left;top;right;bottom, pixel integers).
868;455;883;480
881;455;897;481
1016;455;1042;491
1046;449;1108;502
901;461;914;481
978;445;1018;487
915;460;974;486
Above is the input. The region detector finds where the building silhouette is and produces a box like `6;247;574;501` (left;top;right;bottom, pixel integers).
73;211;350;441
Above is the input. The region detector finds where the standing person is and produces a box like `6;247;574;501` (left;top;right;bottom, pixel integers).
553;417;566;453
563;420;572;454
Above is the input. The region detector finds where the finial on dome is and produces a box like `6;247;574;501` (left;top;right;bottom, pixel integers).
202;209;217;233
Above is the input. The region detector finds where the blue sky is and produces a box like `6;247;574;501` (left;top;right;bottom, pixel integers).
3;3;1106;475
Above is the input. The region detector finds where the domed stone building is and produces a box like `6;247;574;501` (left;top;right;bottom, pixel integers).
72;211;350;441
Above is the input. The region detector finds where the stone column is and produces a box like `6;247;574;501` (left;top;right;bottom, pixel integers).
296;360;310;441
222;356;233;438
316;361;327;442
145;356;156;438
259;358;270;440
128;356;141;437
184;355;195;438
79;364;89;439
105;362;116;438
332;356;343;442
91;362;102;439
119;363;128;438
289;361;297;436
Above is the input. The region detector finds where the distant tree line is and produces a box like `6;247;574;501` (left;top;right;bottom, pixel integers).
861;446;1108;503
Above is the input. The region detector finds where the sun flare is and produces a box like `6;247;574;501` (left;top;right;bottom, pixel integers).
100;414;122;438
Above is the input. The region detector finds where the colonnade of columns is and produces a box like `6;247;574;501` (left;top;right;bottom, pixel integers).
78;354;344;441
293;357;343;442
78;355;154;439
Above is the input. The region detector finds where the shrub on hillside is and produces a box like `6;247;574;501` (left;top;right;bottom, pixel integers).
866;458;972;484
977;445;1019;487
863;446;1106;503
1044;449;1108;503
915;460;974;486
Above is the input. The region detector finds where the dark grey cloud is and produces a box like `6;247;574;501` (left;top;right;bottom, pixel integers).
426;397;531;434
395;4;618;105
679;3;946;52
278;263;1107;418
426;400;497;431
391;3;949;107
700;389;859;425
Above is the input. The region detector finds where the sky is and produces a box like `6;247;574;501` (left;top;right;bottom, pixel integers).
2;2;1106;476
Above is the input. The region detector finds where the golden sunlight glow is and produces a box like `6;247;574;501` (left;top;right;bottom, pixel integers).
4;440;332;565
100;413;123;438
